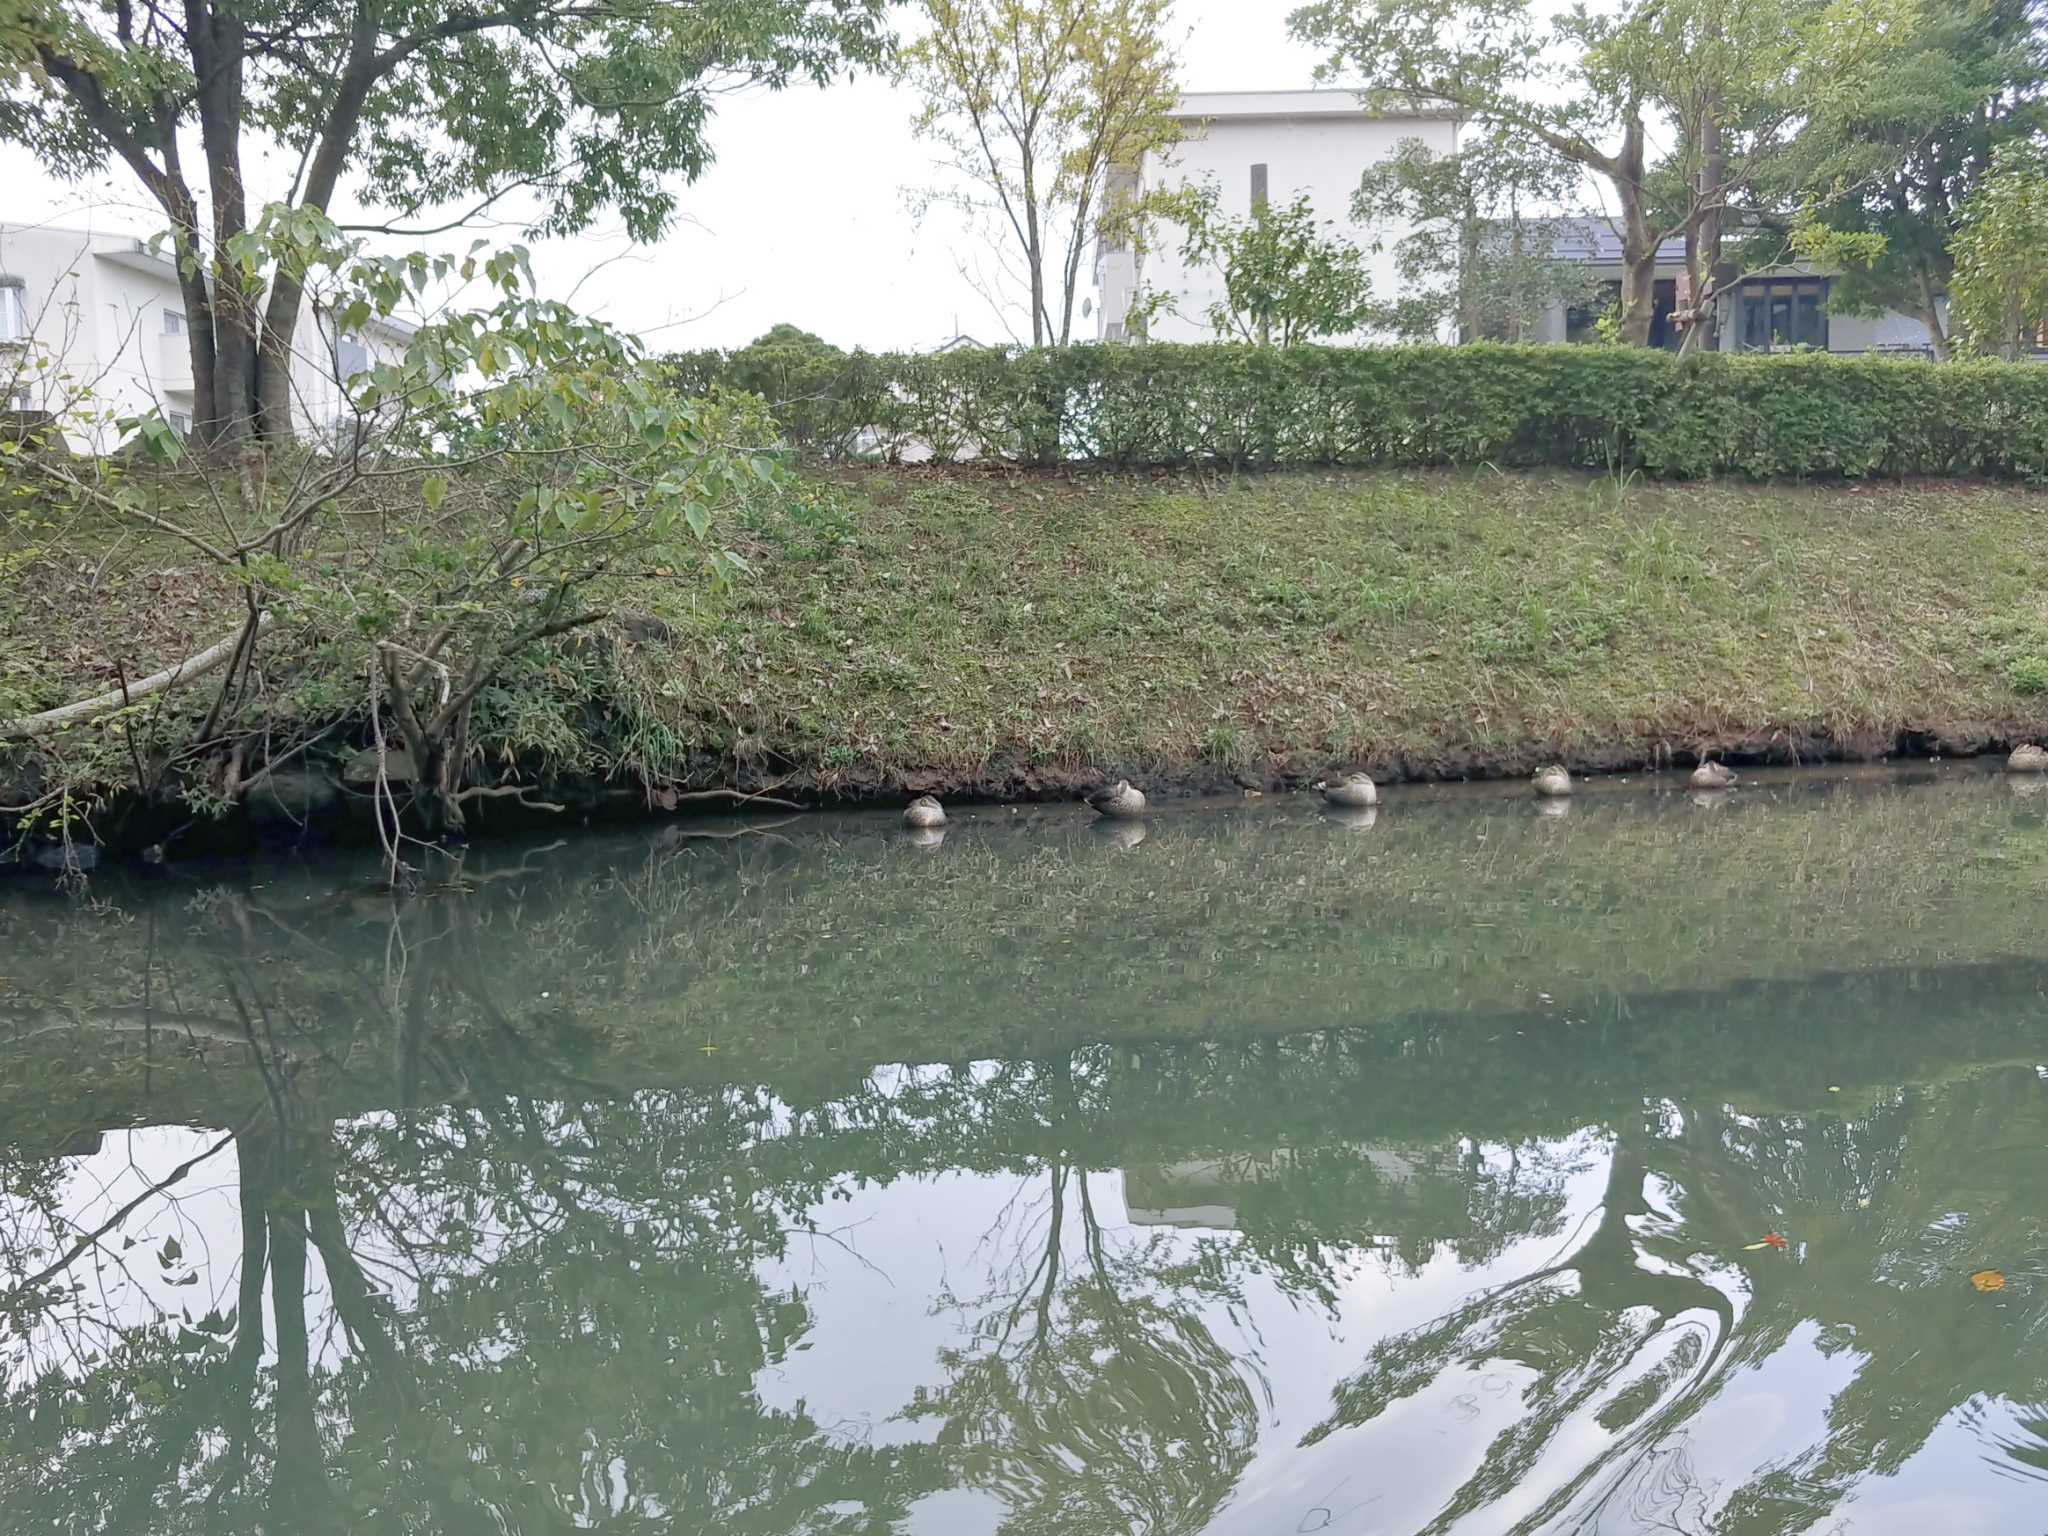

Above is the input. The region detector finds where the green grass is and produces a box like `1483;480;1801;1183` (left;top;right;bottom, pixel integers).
7;465;2048;803
636;466;2048;785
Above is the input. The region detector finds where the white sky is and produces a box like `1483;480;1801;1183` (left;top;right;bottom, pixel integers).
0;2;1324;353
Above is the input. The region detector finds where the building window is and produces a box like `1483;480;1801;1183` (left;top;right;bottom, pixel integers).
168;410;192;435
6;389;30;412
162;306;184;336
1250;163;1269;211
335;336;370;383
0;279;26;343
1740;278;1829;352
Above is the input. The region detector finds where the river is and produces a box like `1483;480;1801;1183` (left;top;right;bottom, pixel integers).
2;768;2045;1533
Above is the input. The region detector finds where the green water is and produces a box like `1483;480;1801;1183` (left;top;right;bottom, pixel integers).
2;769;2046;1534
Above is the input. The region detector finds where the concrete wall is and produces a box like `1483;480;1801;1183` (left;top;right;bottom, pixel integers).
0;223;409;451
1096;93;1460;345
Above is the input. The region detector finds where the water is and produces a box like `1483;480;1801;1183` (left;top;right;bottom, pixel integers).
3;770;2046;1534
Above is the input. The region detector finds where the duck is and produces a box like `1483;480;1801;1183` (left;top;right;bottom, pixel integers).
1689;761;1738;791
1087;779;1148;819
2006;743;2048;774
903;794;947;829
1532;765;1573;798
1319;772;1379;808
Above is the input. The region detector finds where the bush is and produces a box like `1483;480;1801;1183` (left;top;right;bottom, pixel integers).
659;341;2048;481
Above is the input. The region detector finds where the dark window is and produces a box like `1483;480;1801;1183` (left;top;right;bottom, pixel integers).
0;278;25;343
1739;278;1829;351
1566;282;1621;343
1250;163;1268;211
1650;278;1680;350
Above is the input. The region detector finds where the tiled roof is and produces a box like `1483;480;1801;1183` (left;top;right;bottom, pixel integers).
1485;217;1689;265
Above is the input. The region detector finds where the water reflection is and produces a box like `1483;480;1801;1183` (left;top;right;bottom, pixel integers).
2;775;2046;1533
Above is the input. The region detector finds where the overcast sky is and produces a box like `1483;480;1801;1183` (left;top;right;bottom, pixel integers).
0;2;1326;353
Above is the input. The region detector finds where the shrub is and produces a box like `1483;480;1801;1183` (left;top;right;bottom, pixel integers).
659;341;2048;482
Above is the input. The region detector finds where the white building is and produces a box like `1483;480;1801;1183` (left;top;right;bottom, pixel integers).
1094;90;1463;344
0;222;412;450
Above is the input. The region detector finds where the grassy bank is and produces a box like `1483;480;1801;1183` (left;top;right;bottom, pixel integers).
692;466;2048;785
6;465;2048;845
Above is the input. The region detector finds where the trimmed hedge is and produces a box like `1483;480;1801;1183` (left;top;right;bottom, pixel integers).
659;342;2048;481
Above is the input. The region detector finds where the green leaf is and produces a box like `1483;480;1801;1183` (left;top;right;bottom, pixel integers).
421;474;449;513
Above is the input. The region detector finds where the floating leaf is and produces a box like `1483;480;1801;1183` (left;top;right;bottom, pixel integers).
1743;1232;1790;1252
1970;1269;2006;1293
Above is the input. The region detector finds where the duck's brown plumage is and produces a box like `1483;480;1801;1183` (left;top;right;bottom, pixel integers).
1087;780;1147;819
1320;772;1378;808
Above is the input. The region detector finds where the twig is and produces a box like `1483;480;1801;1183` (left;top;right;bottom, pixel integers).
113;659;148;790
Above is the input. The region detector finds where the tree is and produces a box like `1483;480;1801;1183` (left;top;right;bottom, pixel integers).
1792;0;2048;360
1162;182;1374;345
722;322;866;452
1290;0;1922;348
0;1;889;447
1949;136;2048;358
1353;134;1600;343
900;0;1181;347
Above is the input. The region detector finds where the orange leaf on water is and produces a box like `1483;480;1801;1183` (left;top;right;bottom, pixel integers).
1762;1232;1789;1250
1970;1270;2006;1293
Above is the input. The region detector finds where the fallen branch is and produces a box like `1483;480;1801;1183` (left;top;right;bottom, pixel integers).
661;787;805;812
453;783;567;813
1;613;275;741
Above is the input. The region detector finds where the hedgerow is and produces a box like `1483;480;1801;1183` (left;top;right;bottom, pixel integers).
661;341;2048;481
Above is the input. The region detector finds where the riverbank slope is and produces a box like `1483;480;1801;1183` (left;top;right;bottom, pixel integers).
6;466;2048;852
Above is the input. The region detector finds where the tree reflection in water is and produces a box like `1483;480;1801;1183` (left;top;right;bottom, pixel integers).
0;807;2043;1533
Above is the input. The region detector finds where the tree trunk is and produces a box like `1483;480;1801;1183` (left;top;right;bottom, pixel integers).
154;131;225;443
1458;189;1483;344
1614;113;1658;347
187;0;257;443
256;11;381;440
1022;153;1047;348
1694;59;1726;352
1506;210;1526;342
1914;265;1952;361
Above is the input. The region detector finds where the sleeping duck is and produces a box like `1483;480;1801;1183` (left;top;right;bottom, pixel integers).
1087;780;1148;819
1319;772;1379;808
